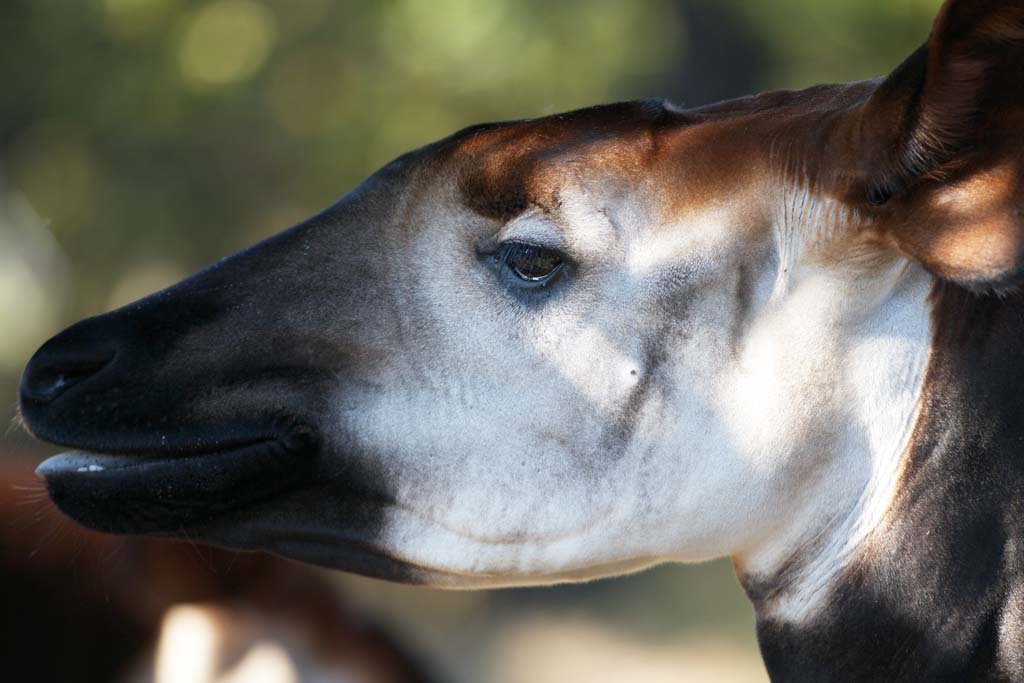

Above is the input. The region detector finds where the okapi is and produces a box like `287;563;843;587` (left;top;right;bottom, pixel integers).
16;0;1024;679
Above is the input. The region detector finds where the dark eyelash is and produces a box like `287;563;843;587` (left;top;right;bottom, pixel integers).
498;242;543;268
497;242;565;283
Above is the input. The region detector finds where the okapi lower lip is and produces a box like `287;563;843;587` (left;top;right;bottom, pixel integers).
35;437;316;534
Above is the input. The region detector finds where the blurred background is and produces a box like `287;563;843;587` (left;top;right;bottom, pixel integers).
1;1;942;681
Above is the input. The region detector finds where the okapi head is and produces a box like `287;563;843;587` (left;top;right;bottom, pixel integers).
18;0;1024;678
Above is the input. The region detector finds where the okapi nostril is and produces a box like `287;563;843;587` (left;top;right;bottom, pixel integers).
22;353;114;403
30;368;70;399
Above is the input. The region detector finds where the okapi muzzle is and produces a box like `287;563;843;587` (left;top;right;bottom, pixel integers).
16;0;1024;678
19;175;404;538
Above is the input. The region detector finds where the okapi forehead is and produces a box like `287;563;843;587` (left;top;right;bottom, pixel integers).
436;85;886;230
446;100;685;222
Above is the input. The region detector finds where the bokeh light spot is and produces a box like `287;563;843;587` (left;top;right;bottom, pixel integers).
179;0;277;88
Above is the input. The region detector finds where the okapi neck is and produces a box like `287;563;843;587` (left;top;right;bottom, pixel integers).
752;282;1024;682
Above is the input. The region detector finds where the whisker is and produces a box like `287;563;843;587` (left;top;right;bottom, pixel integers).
179;525;218;575
28;519;66;559
10;484;46;492
7;484;56;530
100;537;128;565
224;548;241;575
6;403;28;438
9;507;48;532
13;496;49;506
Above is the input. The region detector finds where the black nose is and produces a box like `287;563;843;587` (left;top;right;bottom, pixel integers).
21;334;115;404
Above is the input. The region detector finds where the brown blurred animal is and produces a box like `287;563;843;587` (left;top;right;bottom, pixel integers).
0;461;436;683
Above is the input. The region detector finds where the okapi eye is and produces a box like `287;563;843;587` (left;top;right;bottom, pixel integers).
498;242;565;286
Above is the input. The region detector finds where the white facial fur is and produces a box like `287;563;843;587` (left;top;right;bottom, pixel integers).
728;187;932;621
259;165;937;607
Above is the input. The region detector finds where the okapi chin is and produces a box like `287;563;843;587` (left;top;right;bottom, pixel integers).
17;0;1024;679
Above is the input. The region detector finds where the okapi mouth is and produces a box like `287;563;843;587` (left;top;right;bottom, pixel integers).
33;424;320;535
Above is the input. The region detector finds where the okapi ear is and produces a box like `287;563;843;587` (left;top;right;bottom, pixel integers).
857;0;1024;290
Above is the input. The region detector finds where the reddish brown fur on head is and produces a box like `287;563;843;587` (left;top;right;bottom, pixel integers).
444;92;858;252
450;101;683;221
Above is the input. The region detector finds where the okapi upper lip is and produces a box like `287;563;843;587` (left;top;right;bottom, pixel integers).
34;423;320;535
